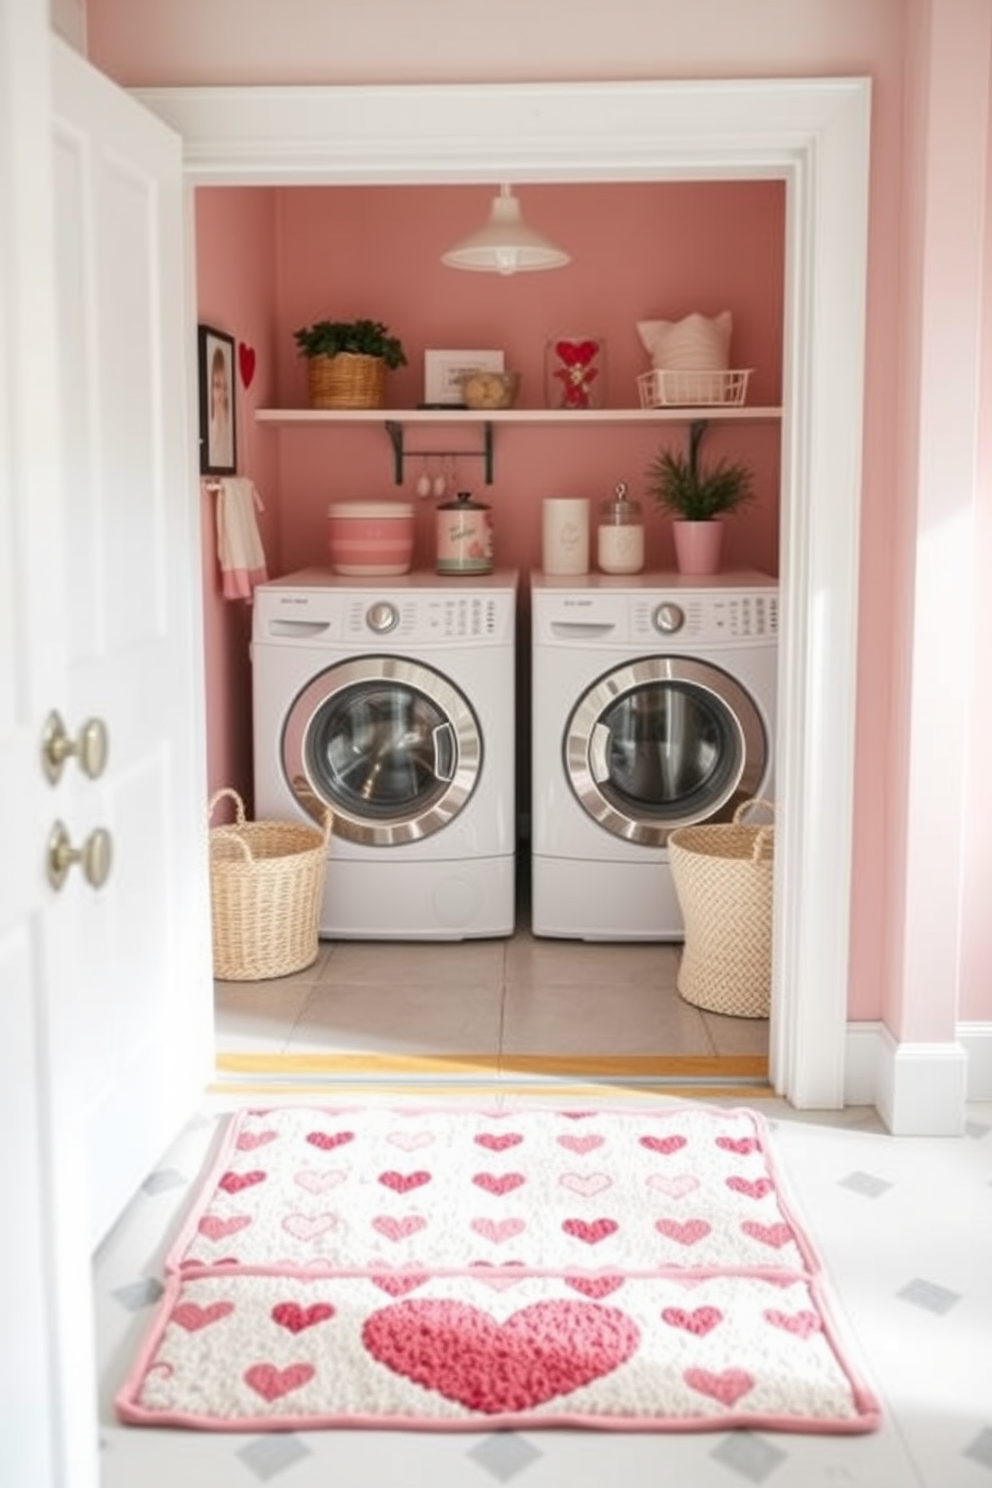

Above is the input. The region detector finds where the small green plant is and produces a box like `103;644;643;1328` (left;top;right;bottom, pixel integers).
293;318;407;369
646;419;754;521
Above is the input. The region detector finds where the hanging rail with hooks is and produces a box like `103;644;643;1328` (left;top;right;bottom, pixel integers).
384;420;493;486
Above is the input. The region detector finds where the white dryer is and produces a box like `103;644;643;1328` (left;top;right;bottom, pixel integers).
252;567;517;939
531;571;778;941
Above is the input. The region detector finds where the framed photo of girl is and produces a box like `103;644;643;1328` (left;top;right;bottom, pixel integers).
197;324;236;475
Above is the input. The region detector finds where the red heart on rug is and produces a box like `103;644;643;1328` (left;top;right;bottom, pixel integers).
372;1215;427;1242
564;1273;625;1299
742;1220;793;1249
306;1130;354;1151
218;1169;266;1193
271;1301;335;1333
557;1134;604;1154
684;1366;755;1408
661;1306;723;1337
171;1300;234;1332
238;341;256;389
473;1172;526;1196
475;1132;523;1151
244;1362;315;1403
764;1308;821;1338
236;1130;277;1151
198;1214;251;1242
639;1135;687;1155
378;1170;431;1193
361;1300;639;1412
655;1218;711;1246
560;1110;596;1119
726;1176;774;1199
370;1271;429;1296
471;1217;525;1245
562;1217;618;1245
717;1135;759;1155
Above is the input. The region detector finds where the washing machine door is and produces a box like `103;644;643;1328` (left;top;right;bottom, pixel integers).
564;656;768;847
282;656;482;845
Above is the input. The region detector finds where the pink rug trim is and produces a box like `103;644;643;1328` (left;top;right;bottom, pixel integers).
115;1104;882;1433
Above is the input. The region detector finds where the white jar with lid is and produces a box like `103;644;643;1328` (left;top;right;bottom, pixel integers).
597;481;645;574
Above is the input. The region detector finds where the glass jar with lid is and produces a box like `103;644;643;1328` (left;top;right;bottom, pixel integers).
597;481;644;574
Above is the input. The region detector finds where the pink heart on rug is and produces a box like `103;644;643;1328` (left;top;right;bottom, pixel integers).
361;1300;640;1412
387;1130;434;1152
198;1214;251;1242
726;1176;774;1199
655;1218;711;1246
378;1169;431;1194
271;1301;335;1333
473;1171;526;1196
238;341;256;389
475;1132;523;1151
560;1110;596;1120
306;1130;354;1151
717;1135;759;1155
764;1308;821;1338
218;1169;266;1194
557;1134;604;1154
647;1173;699;1199
171;1300;234;1332
742;1220;793;1249
469;1262;528;1291
639;1134;687;1155
370;1271;429;1296
562;1217;618;1245
560;1172;612;1197
564;1273;625;1299
244;1362;315;1403
282;1212;337;1241
372;1215;427;1242
471;1217;526;1245
661;1306;723;1337
684;1366;755;1408
236;1129;277;1151
294;1168;347;1194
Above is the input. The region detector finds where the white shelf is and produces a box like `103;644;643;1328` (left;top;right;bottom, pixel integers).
255;406;782;425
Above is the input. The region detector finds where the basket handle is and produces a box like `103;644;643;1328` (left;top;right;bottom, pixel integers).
208;788;248;828
732;796;775;825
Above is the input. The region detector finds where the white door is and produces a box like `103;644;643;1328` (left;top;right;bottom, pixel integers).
0;13;212;1485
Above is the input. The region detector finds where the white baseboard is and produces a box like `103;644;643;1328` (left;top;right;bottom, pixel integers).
957;1021;992;1101
843;1021;977;1133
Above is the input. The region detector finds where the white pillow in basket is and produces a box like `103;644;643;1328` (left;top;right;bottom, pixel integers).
637;311;733;371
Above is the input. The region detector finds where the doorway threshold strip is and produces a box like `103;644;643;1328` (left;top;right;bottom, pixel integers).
214;1052;770;1083
116;1103;879;1434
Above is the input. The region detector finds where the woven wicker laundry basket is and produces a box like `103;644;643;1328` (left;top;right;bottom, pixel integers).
669;798;774;1018
208;788;331;981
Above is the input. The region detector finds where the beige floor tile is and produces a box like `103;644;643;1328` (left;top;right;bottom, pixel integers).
285;979;504;1056
506;932;681;990
701;1007;771;1054
501;978;715;1056
317;935;506;988
213;980;312;1052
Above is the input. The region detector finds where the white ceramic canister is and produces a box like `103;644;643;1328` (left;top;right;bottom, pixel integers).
542;496;590;575
597;481;645;574
436;490;494;575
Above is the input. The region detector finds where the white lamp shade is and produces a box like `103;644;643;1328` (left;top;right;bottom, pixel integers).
441;186;571;274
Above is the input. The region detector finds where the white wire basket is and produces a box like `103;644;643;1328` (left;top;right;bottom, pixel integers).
637;368;752;409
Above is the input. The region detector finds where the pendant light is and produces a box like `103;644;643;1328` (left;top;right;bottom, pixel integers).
441;184;571;275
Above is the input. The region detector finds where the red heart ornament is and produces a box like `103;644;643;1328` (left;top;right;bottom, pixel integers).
238;340;256;389
361;1299;639;1413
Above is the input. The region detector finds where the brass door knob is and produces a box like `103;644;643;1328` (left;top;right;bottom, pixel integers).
47;820;113;892
41;710;109;784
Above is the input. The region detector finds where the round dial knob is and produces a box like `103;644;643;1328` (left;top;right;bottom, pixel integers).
366;601;399;634
653;601;686;635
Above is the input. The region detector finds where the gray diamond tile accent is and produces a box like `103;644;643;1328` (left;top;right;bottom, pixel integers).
839;1169;892;1198
965;1426;992;1471
237;1434;312;1482
468;1433;543;1482
112;1277;165;1312
141;1166;188;1196
897;1277;961;1314
712;1432;788;1483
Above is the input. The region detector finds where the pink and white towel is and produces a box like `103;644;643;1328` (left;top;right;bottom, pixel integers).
213;476;268;601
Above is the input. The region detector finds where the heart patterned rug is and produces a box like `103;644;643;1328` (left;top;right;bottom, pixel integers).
115;1104;881;1433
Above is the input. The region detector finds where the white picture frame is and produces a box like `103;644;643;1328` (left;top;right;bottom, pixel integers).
423;348;505;405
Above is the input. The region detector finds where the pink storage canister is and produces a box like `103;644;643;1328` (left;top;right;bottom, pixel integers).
436;491;493;575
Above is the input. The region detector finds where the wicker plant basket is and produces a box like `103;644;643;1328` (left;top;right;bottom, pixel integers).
308;352;387;410
208;788;331;981
668;797;775;1018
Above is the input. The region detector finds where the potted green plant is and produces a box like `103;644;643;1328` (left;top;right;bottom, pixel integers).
293;317;408;409
646;418;754;574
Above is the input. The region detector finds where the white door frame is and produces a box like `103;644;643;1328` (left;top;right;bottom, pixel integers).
135;76;872;1110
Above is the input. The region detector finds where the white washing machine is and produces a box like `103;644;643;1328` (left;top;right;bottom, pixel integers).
531;570;778;941
252;567;517;939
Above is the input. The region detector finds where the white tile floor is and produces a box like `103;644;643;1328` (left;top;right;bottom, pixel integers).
93;896;992;1487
